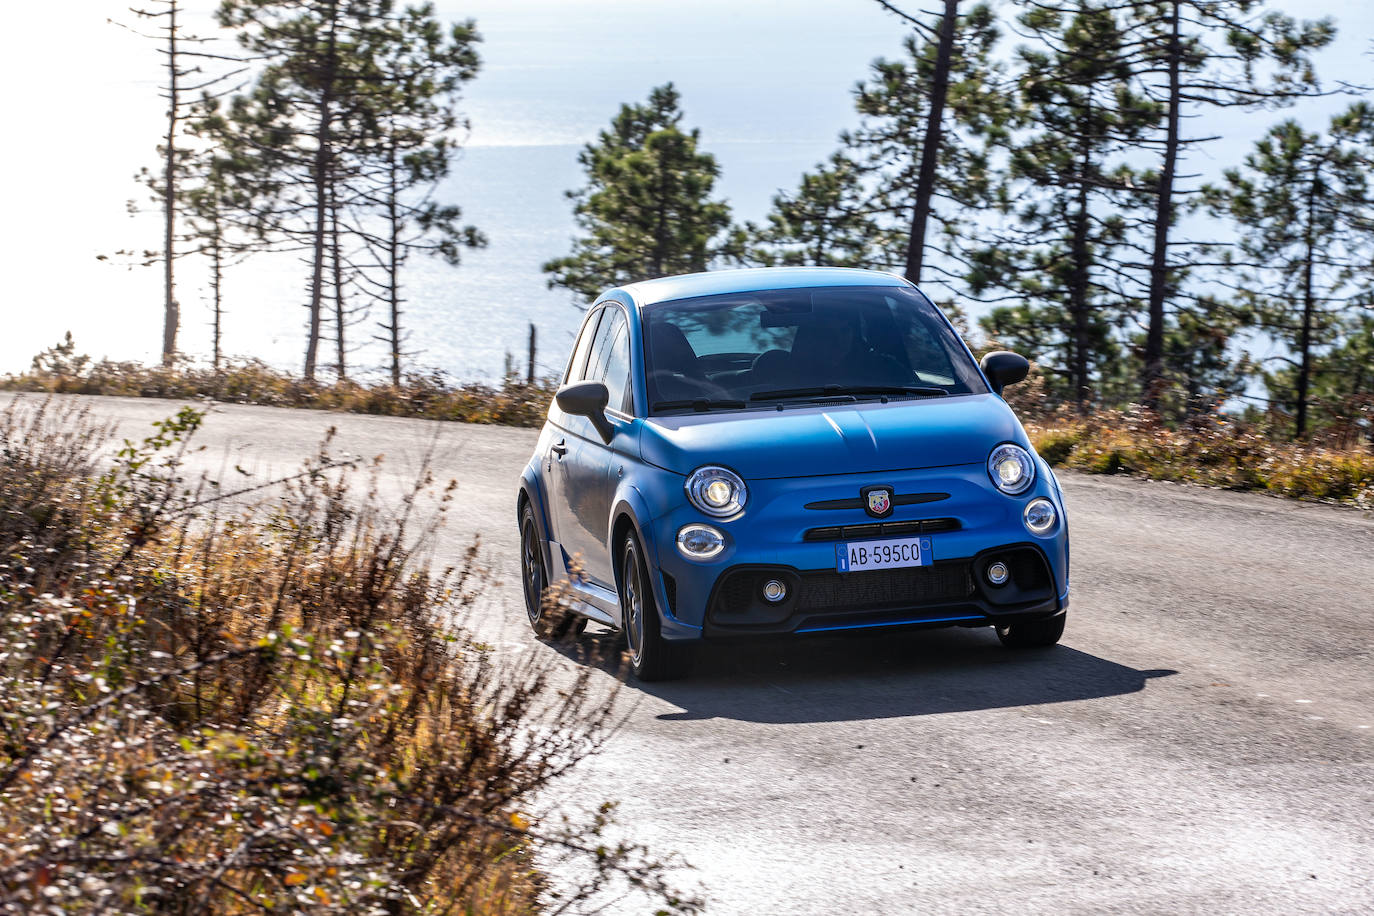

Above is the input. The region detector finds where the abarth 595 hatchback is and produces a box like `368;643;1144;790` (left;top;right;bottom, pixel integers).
516;267;1069;680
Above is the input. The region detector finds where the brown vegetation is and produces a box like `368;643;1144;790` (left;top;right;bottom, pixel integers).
8;336;555;428
0;397;700;914
1004;374;1374;507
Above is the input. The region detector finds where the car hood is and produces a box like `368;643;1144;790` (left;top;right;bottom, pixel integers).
639;394;1028;479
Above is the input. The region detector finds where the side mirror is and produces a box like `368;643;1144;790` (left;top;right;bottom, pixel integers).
555;381;614;443
980;351;1030;395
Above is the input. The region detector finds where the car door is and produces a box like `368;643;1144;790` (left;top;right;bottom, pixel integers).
547;307;604;569
559;305;635;589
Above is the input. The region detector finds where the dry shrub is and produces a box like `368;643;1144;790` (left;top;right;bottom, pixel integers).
0;398;700;914
1026;407;1374;507
6;341;554;428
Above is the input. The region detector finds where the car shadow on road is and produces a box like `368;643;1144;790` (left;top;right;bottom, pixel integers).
555;625;1175;725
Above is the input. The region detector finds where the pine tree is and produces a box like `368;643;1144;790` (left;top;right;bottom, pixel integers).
1117;0;1335;407
1202;105;1374;439
349;6;485;385
126;0;243;365
973;2;1159;409
543;85;733;301
751;1;1007;282
858;0;1008;284
745;153;889;268
218;0;476;380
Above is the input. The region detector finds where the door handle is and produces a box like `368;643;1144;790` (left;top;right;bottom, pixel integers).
550;439;568;458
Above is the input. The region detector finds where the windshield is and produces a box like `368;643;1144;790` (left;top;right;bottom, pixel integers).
643;285;988;413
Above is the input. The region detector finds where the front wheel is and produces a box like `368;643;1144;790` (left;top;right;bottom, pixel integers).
620;533;693;682
520;504;584;640
995;613;1066;648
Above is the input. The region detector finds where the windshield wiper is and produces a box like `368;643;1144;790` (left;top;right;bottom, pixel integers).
749;384;949;401
653;398;748;413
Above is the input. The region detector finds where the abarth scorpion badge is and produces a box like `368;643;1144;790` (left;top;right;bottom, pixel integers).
863;485;894;519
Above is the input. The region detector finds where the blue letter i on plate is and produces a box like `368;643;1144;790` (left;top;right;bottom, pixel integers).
836;543;848;572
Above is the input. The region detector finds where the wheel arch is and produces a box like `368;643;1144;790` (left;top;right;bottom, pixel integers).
517;465;555;575
608;488;657;626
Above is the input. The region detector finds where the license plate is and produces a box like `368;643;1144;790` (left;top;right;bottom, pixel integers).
836;536;933;572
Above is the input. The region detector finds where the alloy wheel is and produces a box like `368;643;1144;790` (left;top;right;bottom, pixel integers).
521;517;544;626
623;543;645;666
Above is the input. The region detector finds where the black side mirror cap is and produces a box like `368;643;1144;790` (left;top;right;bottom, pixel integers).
980;351;1030;395
555;381;614;443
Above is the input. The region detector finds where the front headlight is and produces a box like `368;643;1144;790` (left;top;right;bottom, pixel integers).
685;466;747;517
987;443;1035;495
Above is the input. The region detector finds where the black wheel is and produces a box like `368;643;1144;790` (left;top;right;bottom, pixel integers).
520;504;583;639
619;533;693;682
995;613;1066;648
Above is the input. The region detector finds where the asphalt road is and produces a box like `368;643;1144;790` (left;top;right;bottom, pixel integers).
22;395;1374;915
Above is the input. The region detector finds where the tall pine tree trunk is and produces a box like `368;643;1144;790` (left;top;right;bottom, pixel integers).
902;0;957;285
303;1;338;381
161;0;181;365
387;142;403;386
1295;158;1320;439
1069;110;1094;411
331;183;346;378
1142;0;1181;408
210;216;223;370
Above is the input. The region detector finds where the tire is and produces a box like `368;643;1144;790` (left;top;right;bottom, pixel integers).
995;613;1066;648
520;503;583;640
619;532;693;682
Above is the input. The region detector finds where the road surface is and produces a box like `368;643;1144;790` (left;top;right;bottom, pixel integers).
26;395;1374;914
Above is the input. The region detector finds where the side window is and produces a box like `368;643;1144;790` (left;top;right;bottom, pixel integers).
892;298;958;386
602;320;633;414
586;309;633;413
564;308;603;383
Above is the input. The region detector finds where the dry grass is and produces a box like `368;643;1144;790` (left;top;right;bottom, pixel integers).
1026;408;1374;507
0;397;700;914
5;339;555;428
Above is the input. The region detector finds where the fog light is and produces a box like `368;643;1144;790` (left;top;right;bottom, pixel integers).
1024;497;1057;535
761;579;787;603
676;524;725;560
986;561;1010;586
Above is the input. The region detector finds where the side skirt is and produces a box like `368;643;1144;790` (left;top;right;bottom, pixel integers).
547;539;620;628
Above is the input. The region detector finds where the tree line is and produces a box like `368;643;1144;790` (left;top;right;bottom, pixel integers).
134;0;1371;441
543;0;1373;441
138;0;482;385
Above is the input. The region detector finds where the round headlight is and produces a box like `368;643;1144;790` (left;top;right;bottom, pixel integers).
685;466;747;517
677;524;726;560
987;444;1035;495
1024;497;1058;535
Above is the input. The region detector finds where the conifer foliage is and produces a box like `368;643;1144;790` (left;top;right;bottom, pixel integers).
544;84;733;301
1202;105;1374;438
214;0;482;380
973;2;1160;408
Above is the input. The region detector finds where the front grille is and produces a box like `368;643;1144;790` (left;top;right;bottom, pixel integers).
805;491;950;511
796;562;974;613
803;518;960;542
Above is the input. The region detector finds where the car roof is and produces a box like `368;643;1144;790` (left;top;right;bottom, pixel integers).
610;266;912;309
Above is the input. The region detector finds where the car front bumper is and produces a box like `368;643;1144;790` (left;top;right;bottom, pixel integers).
644;461;1070;640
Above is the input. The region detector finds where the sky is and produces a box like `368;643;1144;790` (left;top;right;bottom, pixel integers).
0;0;1370;378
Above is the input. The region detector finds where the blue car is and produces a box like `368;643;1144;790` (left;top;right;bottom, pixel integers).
517;267;1069;680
